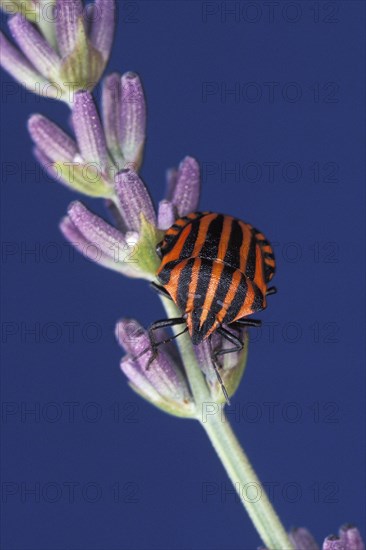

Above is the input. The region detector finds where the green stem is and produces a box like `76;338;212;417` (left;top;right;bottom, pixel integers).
161;297;211;403
160;296;294;550
201;411;294;550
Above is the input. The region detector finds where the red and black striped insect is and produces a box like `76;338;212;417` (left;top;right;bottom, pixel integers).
149;211;276;403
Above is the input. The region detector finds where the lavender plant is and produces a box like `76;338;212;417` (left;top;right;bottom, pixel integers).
0;2;363;549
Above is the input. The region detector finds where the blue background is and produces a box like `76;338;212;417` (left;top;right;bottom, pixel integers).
1;1;365;549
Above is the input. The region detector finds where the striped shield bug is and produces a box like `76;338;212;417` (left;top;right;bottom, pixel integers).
149;212;276;403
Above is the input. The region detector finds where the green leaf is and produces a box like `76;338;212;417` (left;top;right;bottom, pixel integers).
59;17;105;93
54;161;112;198
133;214;164;276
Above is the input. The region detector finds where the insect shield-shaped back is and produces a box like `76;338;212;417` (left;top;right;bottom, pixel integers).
156;211;275;333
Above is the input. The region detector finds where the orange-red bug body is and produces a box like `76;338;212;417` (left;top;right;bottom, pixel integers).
156;212;276;345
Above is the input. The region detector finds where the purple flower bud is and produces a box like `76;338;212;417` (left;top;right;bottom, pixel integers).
60;215;118;271
61;204;142;278
89;0;116;62
158;200;176;230
102;72;124;165
339;525;365;550
67;201;127;257
114;169;156;232
289;528;320;550
55;0;84;58
33;147;62;181
120;356;163;404
119;72;146;168
323;535;344;550
28;114;78;162
116;319;193;413
0;31;51;94
171;156;200;217
8;14;60;80
72;91;109;171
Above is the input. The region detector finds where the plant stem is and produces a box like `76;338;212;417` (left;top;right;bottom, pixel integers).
161;297;212;403
201;410;294;550
160;296;294;550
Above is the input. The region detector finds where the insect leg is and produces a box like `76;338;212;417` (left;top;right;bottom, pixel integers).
215;326;244;358
208;328;245;406
266;286;277;296
230;318;262;328
150;281;173;300
209;336;231;406
147;317;187;368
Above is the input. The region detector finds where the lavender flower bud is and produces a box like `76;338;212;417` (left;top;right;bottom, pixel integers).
339;525;365;550
119;72;146;170
0;31;54;96
157;200;176;231
323;536;344;550
61;201;145;279
28;114;78;163
72;91;110;171
33;147;61;181
102;73;124;165
114;169;156;232
55;0;83;57
289;528;320;550
89;0;116;62
67;201;126;253
8;14;60;80
263;526;365;550
116;319;195;417
29;115;111;197
171;156;200;217
60;215;117;270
